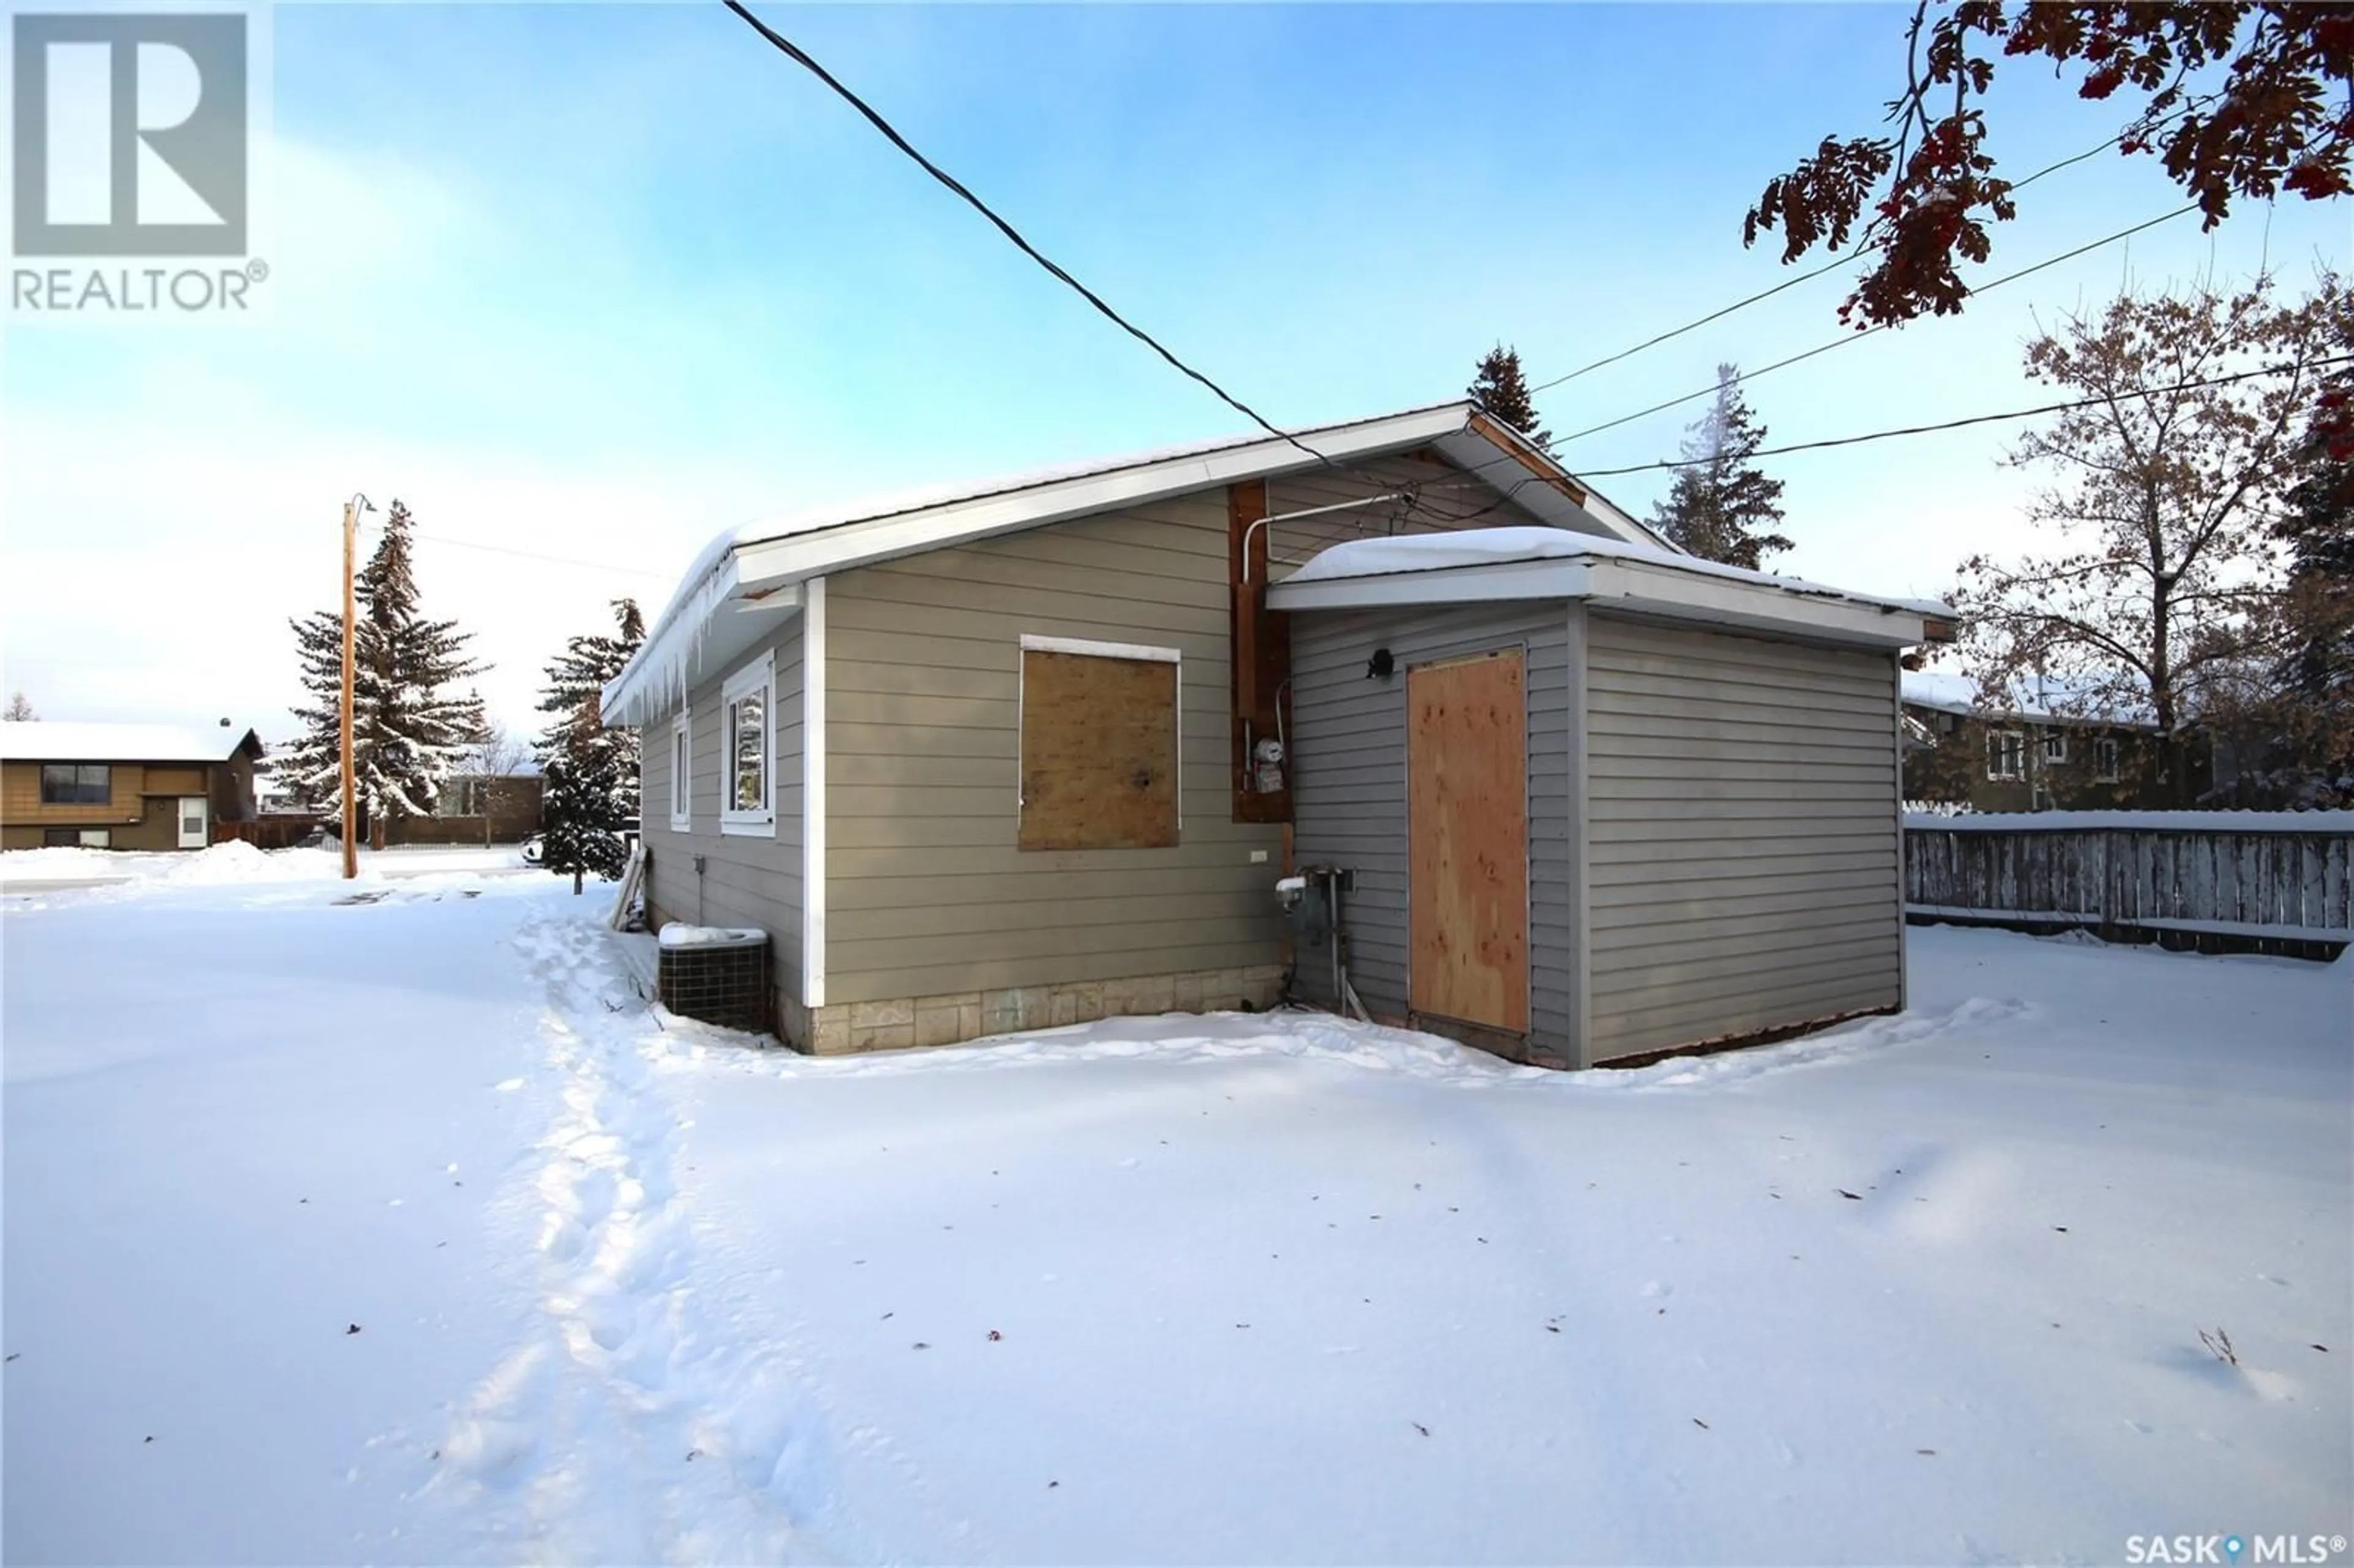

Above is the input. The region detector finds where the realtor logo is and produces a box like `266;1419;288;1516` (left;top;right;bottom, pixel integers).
12;11;247;256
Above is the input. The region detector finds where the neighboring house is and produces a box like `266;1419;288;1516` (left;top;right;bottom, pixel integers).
0;721;264;850
603;401;1951;1062
390;772;546;845
1899;669;2205;812
1270;528;1945;1068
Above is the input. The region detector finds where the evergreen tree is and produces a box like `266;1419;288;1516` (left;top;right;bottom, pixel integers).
533;598;646;889
1468;344;1550;445
2261;367;2354;800
281;501;487;835
1649;365;1792;569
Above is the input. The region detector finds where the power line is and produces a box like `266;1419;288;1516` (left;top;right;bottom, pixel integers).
1564;352;2354;478
1527;251;1856;395
409;533;676;580
723;0;1339;474
1523;120;2176;398
1386;203;2207;525
1547;205;2199;449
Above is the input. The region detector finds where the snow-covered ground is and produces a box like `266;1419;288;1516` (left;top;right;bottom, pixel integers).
4;853;2348;1564
0;840;530;892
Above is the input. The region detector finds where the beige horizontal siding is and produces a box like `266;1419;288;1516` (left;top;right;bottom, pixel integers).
823;490;1284;1005
638;608;806;1001
1586;614;1901;1060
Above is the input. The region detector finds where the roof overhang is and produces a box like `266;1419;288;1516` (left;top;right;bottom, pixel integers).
603;402;1659;726
603;569;802;728
1268;555;1942;650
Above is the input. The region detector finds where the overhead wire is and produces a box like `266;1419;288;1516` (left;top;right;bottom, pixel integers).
1523;116;2181;397
722;0;1345;474
1546;205;2199;448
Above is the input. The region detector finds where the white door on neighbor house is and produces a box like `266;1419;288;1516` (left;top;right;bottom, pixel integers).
177;796;208;849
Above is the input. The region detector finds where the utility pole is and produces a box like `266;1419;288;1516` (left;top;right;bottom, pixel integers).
340;495;370;879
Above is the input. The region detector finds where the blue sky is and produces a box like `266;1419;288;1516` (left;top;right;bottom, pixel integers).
6;2;2347;738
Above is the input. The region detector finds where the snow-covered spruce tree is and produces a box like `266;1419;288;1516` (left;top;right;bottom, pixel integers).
533;599;646;889
1468;344;1551;446
1649;365;1792;569
280;501;487;837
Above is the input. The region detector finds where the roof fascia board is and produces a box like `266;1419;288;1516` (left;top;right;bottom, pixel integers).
1586;559;1929;647
1268;557;1930;647
1267;557;1595;611
734;406;1478;587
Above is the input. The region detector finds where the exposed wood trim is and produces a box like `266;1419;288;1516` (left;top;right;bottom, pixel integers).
1228;479;1292;823
1466;411;1588;507
802;577;828;1010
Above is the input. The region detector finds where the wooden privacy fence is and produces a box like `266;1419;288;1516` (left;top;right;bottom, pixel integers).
1905;813;2354;957
214;816;323;851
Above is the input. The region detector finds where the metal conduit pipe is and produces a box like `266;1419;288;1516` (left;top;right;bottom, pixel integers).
1241;493;1412;580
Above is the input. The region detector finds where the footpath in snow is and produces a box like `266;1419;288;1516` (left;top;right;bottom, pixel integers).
3;848;2349;1564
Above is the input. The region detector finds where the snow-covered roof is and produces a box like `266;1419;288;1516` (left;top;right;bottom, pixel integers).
604;403;1663;726
1267;527;1954;650
0;721;262;764
1901;669;2157;728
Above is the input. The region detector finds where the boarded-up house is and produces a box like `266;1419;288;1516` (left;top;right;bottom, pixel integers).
604;403;1949;1064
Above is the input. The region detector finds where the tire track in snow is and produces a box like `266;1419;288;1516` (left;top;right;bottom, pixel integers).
428;908;848;1564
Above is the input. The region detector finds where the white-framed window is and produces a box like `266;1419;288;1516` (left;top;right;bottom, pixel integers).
1016;634;1182;851
668;708;693;832
2041;730;2068;764
2092;736;2121;783
1988;728;2025;781
720;653;775;837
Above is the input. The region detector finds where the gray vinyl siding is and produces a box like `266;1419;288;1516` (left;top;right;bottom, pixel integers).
823;490;1285;1005
638;612;806;1003
1287;602;1577;1045
1584;614;1902;1060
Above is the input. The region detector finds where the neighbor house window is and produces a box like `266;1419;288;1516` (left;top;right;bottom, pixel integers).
2041;731;2068;764
39;763;110;804
42;828;109;848
2093;736;2121;783
1988;729;2025;781
1018;635;1181;851
669;708;693;832
721;656;774;837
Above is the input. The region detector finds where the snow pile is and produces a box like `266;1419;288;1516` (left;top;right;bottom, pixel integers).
655;923;766;948
1281;525;1953;615
158;842;348;885
0;844;126;880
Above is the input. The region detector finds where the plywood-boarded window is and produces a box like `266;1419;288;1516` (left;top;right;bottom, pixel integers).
1019;636;1181;851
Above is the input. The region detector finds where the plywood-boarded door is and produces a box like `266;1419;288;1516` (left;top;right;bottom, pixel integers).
1408;651;1529;1033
